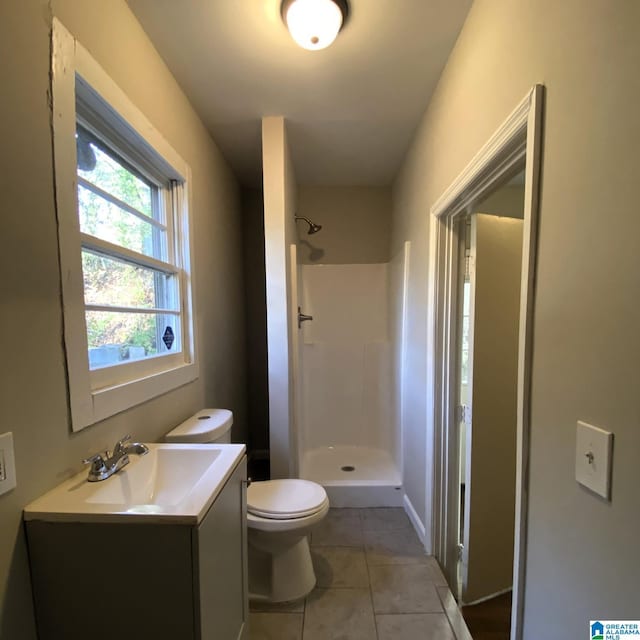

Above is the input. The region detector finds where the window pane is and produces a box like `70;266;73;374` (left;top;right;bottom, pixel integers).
82;250;178;310
77;184;166;258
86;310;182;369
77;126;153;218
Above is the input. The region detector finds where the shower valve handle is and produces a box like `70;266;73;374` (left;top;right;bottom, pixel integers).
298;307;313;329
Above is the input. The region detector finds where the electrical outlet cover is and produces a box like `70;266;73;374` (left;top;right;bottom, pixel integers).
575;421;613;499
0;432;17;496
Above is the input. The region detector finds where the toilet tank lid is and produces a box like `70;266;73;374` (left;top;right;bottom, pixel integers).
165;408;233;443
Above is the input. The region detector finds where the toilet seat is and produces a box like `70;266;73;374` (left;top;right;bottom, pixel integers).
247;499;330;533
248;479;328;520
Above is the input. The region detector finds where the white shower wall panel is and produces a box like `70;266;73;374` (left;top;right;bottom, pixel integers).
300;264;395;459
301;263;389;343
361;341;393;449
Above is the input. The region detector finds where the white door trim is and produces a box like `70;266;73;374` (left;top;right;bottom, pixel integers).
427;84;544;640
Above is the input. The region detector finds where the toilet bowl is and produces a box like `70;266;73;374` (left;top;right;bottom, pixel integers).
165;409;329;604
247;479;329;603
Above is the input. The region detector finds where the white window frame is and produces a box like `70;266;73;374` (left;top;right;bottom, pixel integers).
52;19;198;431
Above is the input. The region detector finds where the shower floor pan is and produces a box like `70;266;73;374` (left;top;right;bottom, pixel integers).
300;446;402;508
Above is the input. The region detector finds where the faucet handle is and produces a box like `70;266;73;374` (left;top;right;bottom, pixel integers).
82;452;110;482
83;452;105;466
113;434;132;453
82;452;107;474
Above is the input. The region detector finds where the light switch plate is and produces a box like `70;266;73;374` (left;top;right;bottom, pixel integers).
0;432;17;496
575;421;613;499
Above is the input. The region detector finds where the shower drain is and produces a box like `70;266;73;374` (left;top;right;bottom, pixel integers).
341;465;356;472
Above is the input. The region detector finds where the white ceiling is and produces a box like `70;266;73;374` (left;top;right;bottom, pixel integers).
127;0;472;187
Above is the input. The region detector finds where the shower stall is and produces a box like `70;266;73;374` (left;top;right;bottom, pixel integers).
295;242;410;507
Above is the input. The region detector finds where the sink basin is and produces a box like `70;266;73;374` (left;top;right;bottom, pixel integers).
24;443;245;524
85;446;222;506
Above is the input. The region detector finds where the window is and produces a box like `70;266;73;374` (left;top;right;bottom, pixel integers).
76;124;182;371
53;19;197;431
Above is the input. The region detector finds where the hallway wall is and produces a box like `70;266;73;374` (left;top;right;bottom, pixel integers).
0;2;246;637
463;214;523;603
478;184;525;219
392;0;640;635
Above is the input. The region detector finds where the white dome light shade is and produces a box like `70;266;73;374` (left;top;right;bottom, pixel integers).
285;0;344;51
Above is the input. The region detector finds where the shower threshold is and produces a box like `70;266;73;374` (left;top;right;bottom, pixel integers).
300;446;402;508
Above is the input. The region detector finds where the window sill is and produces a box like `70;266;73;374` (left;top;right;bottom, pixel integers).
74;361;198;429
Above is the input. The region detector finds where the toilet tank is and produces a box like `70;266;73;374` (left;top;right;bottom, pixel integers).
165;409;233;444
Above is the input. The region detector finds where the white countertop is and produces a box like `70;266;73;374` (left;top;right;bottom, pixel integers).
23;443;246;525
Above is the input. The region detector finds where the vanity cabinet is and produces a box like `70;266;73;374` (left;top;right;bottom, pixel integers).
25;456;248;640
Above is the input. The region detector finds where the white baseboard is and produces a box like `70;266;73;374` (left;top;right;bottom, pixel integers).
403;493;426;545
463;586;513;607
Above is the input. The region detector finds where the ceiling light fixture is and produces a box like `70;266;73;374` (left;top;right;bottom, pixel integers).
281;0;349;51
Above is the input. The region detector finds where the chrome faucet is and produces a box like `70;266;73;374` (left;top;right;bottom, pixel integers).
83;435;149;482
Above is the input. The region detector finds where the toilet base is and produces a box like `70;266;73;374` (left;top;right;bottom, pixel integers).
248;533;316;603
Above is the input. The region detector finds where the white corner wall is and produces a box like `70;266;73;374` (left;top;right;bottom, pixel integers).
392;0;640;636
262;116;298;478
389;242;410;491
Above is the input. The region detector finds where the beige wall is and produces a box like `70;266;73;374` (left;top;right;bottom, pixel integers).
297;187;392;264
0;2;246;637
262;117;298;478
392;0;640;635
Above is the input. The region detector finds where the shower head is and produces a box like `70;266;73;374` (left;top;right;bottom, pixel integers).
295;215;322;235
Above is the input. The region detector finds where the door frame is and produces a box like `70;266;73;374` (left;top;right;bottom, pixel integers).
427;84;544;639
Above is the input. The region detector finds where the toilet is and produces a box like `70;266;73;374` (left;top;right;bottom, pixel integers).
165;409;329;604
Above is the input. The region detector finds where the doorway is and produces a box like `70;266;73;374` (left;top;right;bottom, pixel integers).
428;85;544;640
456;182;526;640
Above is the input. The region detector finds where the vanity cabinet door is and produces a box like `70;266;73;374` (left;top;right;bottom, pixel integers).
195;456;248;640
26;521;196;640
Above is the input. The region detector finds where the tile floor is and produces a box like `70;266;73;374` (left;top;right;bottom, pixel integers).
248;508;473;640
